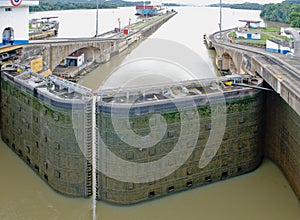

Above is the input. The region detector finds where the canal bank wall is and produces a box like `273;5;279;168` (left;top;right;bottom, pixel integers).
205;31;300;201
265;92;300;200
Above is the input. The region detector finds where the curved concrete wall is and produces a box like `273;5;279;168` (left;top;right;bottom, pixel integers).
96;89;265;204
1;75;93;197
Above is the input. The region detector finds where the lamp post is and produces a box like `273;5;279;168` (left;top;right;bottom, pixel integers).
219;0;222;39
128;18;131;30
95;0;99;37
118;18;121;32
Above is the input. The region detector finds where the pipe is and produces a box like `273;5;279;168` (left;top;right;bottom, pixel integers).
231;83;274;91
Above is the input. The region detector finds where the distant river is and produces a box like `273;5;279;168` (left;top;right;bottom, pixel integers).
0;6;299;220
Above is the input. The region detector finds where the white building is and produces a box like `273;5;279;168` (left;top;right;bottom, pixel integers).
65;52;85;67
266;39;291;54
0;0;39;46
236;31;261;40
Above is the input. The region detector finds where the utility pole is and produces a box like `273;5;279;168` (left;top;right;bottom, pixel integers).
128;18;131;30
219;0;222;39
95;0;99;37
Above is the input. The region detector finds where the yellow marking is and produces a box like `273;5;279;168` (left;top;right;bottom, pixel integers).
0;45;22;54
41;69;52;77
30;57;43;73
274;74;283;79
224;81;232;86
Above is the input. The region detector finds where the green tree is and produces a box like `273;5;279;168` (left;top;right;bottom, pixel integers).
289;5;300;27
260;2;292;23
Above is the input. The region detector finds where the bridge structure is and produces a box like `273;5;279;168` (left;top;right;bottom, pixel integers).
205;30;300;200
17;12;176;75
206;30;300;115
21;38;119;72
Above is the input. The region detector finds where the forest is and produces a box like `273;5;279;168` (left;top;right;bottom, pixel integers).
260;0;300;27
208;2;263;10
29;0;181;12
29;0;150;11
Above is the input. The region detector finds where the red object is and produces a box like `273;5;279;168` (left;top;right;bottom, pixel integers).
10;0;22;6
69;52;84;58
123;29;129;35
238;19;261;23
136;5;154;9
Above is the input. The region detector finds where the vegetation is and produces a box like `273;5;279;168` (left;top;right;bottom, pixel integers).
29;0;149;12
285;0;300;4
289;4;300;27
208;2;263;10
29;0;182;12
209;0;300;27
260;1;300;27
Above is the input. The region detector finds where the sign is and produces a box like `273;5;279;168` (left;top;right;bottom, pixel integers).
30;57;43;73
10;0;22;6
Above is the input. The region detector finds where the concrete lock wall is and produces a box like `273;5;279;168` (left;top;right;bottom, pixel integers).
265;92;300;200
1;77;93;197
96;89;265;204
1;70;265;204
195;36;300;201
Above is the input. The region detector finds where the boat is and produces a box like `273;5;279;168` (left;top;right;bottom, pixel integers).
135;1;164;17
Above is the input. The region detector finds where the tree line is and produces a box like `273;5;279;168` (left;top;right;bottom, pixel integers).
260;0;300;27
209;2;263;10
29;0;150;12
29;0;182;12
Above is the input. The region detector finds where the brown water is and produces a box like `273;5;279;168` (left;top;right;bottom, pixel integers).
0;6;299;220
1;139;299;220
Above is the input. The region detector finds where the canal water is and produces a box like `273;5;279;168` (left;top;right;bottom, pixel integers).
0;6;299;220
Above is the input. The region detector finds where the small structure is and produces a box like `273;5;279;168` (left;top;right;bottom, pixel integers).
266;39;291;54
235;30;261;40
235;20;261;40
238;20;262;28
64;52;85;67
29;18;43;29
0;0;39;46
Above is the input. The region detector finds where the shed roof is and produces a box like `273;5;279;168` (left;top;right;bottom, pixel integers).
238;20;261;23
